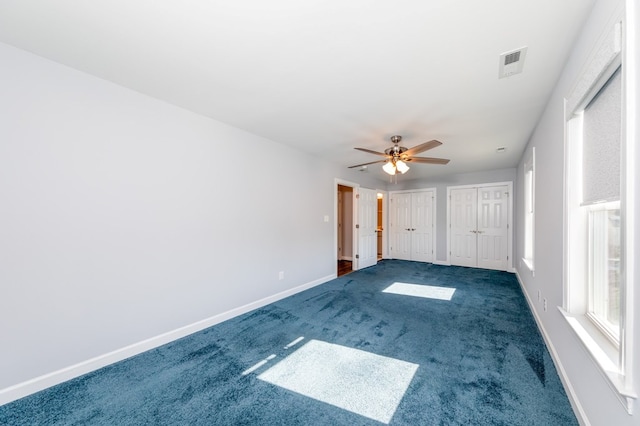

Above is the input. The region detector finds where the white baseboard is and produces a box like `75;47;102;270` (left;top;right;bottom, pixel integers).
514;270;589;426
340;256;353;261
0;273;335;406
433;260;450;266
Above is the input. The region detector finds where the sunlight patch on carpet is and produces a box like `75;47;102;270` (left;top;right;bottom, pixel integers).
242;354;277;376
382;282;456;301
284;336;305;349
257;339;418;424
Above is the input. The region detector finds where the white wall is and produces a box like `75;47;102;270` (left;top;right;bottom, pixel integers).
389;168;516;263
515;0;640;424
0;41;382;395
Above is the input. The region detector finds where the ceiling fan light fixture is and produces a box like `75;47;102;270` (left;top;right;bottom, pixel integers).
383;161;396;175
396;160;410;174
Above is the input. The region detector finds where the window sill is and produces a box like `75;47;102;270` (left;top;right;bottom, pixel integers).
559;307;637;413
521;258;534;276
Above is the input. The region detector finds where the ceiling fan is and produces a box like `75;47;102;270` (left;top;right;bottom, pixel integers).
348;135;450;175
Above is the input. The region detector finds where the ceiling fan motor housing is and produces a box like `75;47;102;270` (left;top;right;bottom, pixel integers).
385;145;407;159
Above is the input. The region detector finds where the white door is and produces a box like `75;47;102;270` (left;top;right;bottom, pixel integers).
389;191;434;262
449;185;509;270
411;191;434;262
357;187;378;269
389;193;412;261
477;186;509;270
450;188;478;267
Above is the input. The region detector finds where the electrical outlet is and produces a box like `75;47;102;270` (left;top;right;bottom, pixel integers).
543;298;547;312
279;271;284;280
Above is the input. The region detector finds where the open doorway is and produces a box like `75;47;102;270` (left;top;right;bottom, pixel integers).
337;184;354;276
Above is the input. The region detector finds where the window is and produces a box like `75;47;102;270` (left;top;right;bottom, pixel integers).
582;67;622;343
563;18;635;412
566;66;622;343
523;147;535;273
587;201;620;343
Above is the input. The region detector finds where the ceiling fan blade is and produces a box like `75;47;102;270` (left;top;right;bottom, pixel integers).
348;159;388;168
402;139;442;157
406;156;450;165
354;147;389;157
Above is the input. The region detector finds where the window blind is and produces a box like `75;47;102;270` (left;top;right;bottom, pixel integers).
582;67;621;205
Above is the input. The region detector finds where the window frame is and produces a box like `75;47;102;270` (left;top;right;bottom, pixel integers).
562;15;636;413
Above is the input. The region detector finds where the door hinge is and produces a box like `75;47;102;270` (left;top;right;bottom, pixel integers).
356;224;360;229
356;254;359;259
356;194;360;199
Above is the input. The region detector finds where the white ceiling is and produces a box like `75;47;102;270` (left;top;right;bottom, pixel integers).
0;1;595;182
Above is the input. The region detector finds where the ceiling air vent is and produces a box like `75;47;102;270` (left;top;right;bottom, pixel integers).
499;46;528;79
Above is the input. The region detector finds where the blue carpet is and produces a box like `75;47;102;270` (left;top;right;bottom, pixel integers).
0;261;577;425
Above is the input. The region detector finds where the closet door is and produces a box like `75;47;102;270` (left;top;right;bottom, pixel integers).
411;191;434;262
477;186;509;270
450;188;478;267
389;191;434;262
389;193;412;261
449;185;509;270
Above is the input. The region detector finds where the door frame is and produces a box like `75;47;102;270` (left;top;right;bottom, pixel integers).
388;188;437;262
334;179;387;272
446;181;514;271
